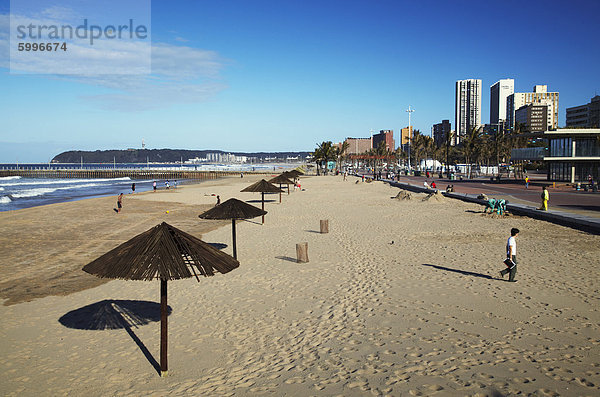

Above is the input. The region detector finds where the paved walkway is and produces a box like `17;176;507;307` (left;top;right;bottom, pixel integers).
384;176;600;234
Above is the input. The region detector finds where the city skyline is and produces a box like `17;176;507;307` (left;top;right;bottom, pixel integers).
1;1;599;162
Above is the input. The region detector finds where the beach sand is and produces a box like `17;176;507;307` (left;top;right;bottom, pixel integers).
1;174;599;396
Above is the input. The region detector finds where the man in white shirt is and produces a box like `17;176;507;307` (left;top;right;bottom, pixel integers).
500;228;519;282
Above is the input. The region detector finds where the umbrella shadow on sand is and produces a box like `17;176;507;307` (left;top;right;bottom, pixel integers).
207;242;228;250
59;300;172;375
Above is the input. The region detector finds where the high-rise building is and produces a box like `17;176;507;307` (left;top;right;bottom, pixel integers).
400;126;413;148
455;79;482;145
372;130;395;151
566;96;600;128
490;79;514;125
515;104;548;132
507;85;559;131
344;137;372;155
432;120;452;148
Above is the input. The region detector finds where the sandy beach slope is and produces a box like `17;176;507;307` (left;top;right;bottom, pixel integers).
0;174;599;396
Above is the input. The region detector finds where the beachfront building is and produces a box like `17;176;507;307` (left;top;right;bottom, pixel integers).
400;126;413;151
344;137;372;155
566;95;600;128
515;104;548;133
432;120;452;148
490;79;514;125
372;130;395;151
455;79;482;145
206;152;248;163
511;128;600;182
507;85;559;131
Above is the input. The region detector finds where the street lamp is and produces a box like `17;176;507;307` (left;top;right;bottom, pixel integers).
406;106;414;172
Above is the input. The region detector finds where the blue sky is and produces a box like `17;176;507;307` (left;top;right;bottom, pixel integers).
1;0;599;162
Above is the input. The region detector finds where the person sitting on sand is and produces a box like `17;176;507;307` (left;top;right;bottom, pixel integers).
423;181;430;189
431;181;436;189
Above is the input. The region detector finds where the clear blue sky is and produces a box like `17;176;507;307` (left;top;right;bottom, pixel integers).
1;0;599;162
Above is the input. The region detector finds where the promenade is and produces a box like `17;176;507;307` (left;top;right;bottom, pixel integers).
385;174;600;234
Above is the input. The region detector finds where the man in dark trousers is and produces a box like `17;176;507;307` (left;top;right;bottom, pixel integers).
500;228;519;282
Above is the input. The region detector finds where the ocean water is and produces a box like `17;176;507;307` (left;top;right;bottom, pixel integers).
0;176;159;212
0;162;301;212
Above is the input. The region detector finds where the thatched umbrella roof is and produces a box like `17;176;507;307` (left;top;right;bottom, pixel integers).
83;222;239;281
240;179;282;224
268;174;295;202
199;198;267;259
82;222;239;377
283;169;303;178
241;179;282;193
199;198;266;220
269;175;294;185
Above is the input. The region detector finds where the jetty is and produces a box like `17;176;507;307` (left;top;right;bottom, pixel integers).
0;168;271;180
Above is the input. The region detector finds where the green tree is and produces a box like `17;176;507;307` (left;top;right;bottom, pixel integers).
461;126;483;178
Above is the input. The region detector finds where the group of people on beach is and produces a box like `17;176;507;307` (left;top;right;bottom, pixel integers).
115;179;178;213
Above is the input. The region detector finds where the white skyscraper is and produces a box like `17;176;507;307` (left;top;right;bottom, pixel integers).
455;79;482;144
490;79;514;125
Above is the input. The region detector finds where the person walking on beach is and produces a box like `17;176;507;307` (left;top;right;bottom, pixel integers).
216;195;221;206
525;176;529;189
117;193;123;213
500;228;519;282
174;180;178;189
153;181;157;192
131;183;136;193
539;186;549;210
165;180;170;190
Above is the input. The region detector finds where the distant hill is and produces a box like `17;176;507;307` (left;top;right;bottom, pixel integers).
52;149;311;163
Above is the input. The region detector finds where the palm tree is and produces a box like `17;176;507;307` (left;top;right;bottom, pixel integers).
444;129;455;177
461;126;482;178
336;141;349;173
312;141;336;175
410;129;425;170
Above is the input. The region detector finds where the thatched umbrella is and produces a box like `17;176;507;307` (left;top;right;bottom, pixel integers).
198;198;267;259
268;174;295;201
283;169;303;178
241;179;282;224
83;222;239;377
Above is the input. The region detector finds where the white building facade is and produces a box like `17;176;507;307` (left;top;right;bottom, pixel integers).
455;79;482;145
490;79;514;126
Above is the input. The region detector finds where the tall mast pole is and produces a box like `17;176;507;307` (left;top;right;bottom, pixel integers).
406;106;414;171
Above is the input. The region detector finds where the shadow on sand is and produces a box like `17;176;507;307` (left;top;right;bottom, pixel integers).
207;242;228;250
59;300;172;375
276;256;298;263
421;263;495;280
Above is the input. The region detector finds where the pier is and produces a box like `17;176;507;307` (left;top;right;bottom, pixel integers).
0;168;271;180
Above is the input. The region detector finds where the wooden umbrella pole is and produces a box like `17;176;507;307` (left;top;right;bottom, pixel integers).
287;184;290;195
279;184;282;203
261;192;265;224
232;219;237;259
160;279;168;377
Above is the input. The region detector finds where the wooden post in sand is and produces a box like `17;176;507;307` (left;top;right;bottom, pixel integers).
296;242;309;263
320;220;329;234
